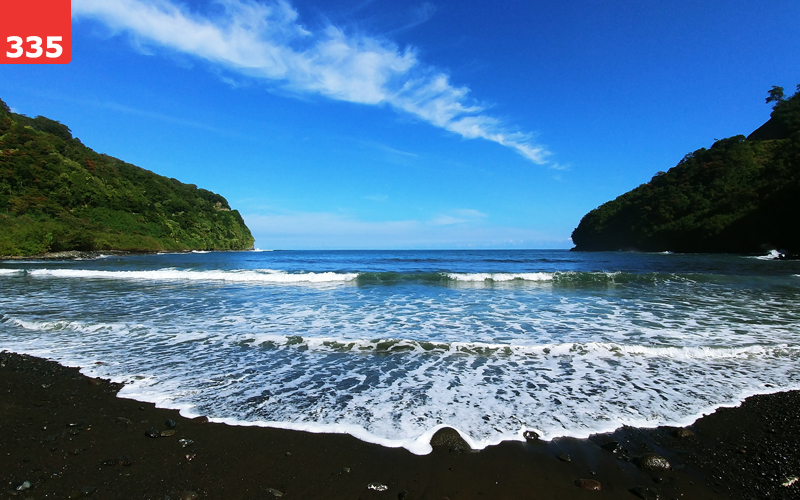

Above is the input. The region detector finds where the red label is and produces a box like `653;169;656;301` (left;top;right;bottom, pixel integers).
1;0;71;64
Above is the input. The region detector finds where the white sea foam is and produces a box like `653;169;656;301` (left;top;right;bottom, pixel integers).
4;312;800;454
25;268;358;283
0;269;23;275
2;251;800;455
753;250;783;260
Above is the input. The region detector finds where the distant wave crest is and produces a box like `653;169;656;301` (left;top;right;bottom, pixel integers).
0;268;711;286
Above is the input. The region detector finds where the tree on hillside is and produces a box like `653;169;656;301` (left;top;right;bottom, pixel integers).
766;86;785;107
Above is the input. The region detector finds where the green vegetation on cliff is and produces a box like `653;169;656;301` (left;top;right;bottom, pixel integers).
571;86;800;253
0;98;254;256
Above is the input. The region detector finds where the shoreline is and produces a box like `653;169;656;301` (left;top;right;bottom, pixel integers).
0;248;261;261
2;352;799;499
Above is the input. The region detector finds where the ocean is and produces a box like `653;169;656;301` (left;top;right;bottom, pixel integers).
1;249;799;454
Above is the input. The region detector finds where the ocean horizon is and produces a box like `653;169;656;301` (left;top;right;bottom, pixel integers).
2;249;799;455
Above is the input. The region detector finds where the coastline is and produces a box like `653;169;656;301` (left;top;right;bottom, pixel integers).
0;249;259;261
2;352;798;499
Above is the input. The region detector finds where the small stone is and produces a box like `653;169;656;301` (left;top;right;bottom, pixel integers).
574;479;602;491
192;416;209;424
178;439;194;448
601;441;624;453
160;430;176;437
673;428;694;438
144;427;160;438
523;430;540;441
367;483;389;492
429;427;471;453
88;378;102;386
81;486;96;497
180;491;199;500
397;490;412;499
637;453;671;471
185;453;196;462
11;481;31;492
68;419;87;428
164;419;177;429
557;452;571;462
285;451;292;457
782;476;799;487
266;488;284;497
116;417;132;425
342;467;350;473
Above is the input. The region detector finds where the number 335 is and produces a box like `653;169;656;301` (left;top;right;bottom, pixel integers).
6;36;63;58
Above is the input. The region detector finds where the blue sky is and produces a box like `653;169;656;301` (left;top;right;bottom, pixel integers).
2;0;799;249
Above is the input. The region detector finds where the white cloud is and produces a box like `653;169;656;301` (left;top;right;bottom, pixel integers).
451;209;487;219
429;215;467;226
72;0;552;164
243;210;569;249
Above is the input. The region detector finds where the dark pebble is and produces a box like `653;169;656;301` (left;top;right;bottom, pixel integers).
180;491;199;500
192;416;209;424
574;478;602;491
164;419;177;429
144;427;160;438
429;427;471;453
557;452;571;462
673;427;694;438
637;453;671;471
601;441;624;453
523;430;540;441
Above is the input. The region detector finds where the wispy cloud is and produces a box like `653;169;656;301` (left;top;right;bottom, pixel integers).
72;0;551;164
243;211;569;249
429;209;487;226
388;2;437;34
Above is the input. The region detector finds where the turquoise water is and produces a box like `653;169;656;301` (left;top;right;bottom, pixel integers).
1;249;799;453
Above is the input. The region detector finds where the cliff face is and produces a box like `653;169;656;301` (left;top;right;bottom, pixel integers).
0;98;254;256
571;90;800;254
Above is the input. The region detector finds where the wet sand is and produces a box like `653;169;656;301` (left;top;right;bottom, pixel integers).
1;351;798;499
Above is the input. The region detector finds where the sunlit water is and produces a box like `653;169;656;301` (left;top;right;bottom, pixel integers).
2;250;799;454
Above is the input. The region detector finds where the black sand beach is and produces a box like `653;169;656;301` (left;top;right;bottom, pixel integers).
1;351;798;499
